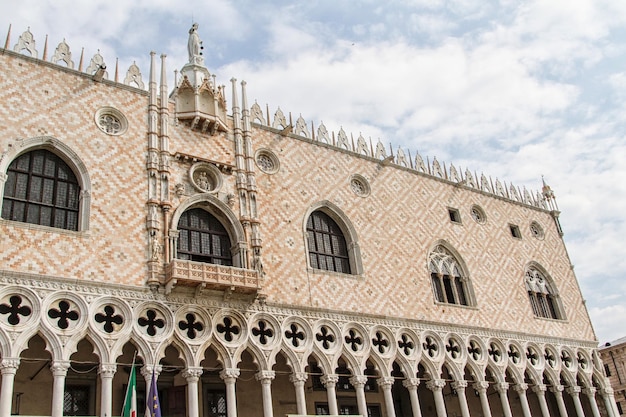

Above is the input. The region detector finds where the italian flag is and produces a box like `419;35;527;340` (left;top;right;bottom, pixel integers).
122;365;137;417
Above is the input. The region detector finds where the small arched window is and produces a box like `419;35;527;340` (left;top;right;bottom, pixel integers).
2;149;80;231
177;208;232;265
306;210;351;274
428;245;471;306
525;266;563;320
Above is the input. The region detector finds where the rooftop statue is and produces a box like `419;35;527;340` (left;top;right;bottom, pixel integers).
187;23;203;64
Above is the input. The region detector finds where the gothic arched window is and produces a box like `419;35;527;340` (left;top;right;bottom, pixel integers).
2;149;80;231
306;210;351;274
177;208;232;265
428;245;472;306
525;266;563;320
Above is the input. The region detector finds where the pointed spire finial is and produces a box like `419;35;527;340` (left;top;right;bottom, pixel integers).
4;24;11;49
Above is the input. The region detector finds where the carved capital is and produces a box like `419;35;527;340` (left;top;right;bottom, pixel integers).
513;383;528;394
452;380;468;390
473;381;489;392
0;358;20;374
289;372;308;385
403;378;420;389
141;365;162;380
99;363;117;378
182;367;204;382
220;368;240;383
601;386;615;396
550;385;564;394
50;360;70;377
349;375;368;388
255;370;275;383
532;384;547;394
377;376;395;389
321;374;339;388
583;387;597;397
566;386;581;396
495;382;509;393
426;379;446;391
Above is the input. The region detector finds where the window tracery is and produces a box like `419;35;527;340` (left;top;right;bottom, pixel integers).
525;266;563;320
428;245;471;306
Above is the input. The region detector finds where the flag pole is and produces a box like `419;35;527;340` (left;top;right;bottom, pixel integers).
122;351;138;417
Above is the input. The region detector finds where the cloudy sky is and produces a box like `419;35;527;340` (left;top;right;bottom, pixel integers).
2;0;625;345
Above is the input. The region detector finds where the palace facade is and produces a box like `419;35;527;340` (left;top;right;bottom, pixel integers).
0;24;619;417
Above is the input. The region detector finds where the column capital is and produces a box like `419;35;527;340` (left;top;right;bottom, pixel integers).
550;384;564;394
99;363;117;377
50;360;70;377
601;386;614;396
532;384;547;394
141;364;162;380
220;368;240;383
426;378;446;391
451;380;468;390
583;387;597;396
402;377;420;389
513;383;528;393
377;376;395;388
182;367;204;381
566;386;581;396
289;372;308;384
321;374;339;388
349;374;368;387
473;381;489;392
255;370;275;382
0;358;20;374
495;382;509;393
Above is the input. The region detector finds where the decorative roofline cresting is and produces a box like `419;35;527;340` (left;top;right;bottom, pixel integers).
249;102;560;212
3;24;560;214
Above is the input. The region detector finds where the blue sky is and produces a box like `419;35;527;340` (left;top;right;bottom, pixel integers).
2;0;625;344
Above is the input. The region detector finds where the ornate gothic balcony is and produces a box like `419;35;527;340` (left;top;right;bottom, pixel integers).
165;259;260;295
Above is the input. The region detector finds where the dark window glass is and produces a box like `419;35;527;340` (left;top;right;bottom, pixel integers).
177;208;232;265
63;385;90;416
306;211;351;274
2;149;80;231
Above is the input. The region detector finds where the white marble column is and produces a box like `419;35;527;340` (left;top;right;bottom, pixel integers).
183;367;204;417
255;370;275;417
532;384;551;417
496;382;513;417
350;375;369;417
566;386;585;417
601;386;619;417
403;378;423;417
513;383;532;417
426;378;447;417
290;372;308;416
51;360;70;417
321;374;339;416
379;376;396;417
452;381;471;417
473;381;493;417
220;368;240;417
99;363;116;417
584;387;601;417
0;358;19;417
551;385;569;417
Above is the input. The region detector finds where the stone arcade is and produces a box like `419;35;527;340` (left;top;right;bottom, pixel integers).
0;24;619;417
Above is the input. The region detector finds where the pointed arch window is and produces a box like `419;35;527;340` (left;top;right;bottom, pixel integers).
525;266;563;320
306;210;351;274
177;208;232;265
428;245;472;306
2;149;80;231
